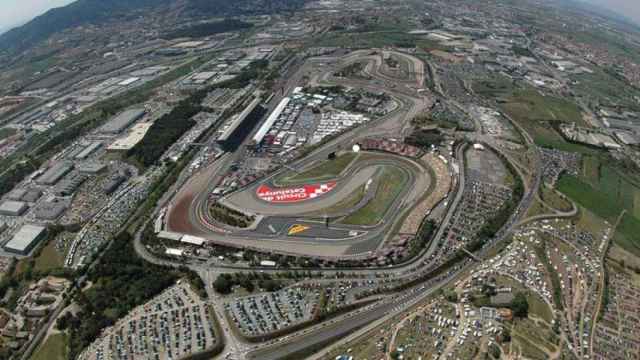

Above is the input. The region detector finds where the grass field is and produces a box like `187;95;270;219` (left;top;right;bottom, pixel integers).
474;78;604;154
557;173;640;257
527;294;553;324
495;276;553;323
575;205;609;236
512;334;550;360
613;214;640;257
31;333;68;360
33;239;63;272
499;88;589;152
341;165;408;226
570;68;640;110
313;31;443;50
278;153;358;185
525;198;547;218
557;175;620;221
540;186;572;212
582;155;600;179
473;76;517;98
578;156;640;218
312;184;366;216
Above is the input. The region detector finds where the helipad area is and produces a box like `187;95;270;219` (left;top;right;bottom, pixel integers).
256;182;337;203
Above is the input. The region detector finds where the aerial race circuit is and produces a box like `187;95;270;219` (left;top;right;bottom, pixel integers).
163;49;447;259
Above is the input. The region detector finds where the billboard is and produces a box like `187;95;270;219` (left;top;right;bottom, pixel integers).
256;182;337;203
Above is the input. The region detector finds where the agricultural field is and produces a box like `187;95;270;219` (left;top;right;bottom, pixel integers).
556;175;620;220
314;31;445;51
612;214;640;257
557;155;640;256
581;157;640;216
474;79;601;154
570;67;640;110
473;76;518;98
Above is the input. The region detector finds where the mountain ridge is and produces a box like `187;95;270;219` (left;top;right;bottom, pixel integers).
0;0;306;53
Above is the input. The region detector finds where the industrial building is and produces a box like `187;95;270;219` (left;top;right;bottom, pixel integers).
117;77;140;86
603;117;640;133
34;200;68;221
4;224;47;255
252;97;290;145
98;108;146;134
7;188;28;201
77;162;107;174
181;235;205;246
217;98;265;151
103;170;131;195
165;248;184;257
615;131;640;146
107;122;153;152
189;72;217;84
36;161;74;185
8;188;42;203
54;173;87;196
75;142;102;159
0;201;29;216
158;231;183;242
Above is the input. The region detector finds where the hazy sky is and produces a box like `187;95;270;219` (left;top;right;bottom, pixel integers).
0;0;75;33
586;0;640;24
0;0;639;35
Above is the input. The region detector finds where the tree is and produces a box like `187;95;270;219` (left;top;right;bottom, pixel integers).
500;326;511;343
510;292;529;318
488;343;501;359
213;274;233;294
241;278;254;293
444;290;458;303
481;284;497;296
259;279;281;292
56;312;73;330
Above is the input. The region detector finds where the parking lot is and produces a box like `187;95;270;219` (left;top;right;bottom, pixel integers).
539;148;581;186
79;282;219;360
226;286;320;337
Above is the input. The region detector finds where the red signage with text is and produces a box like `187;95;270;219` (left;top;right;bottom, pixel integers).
256;182;337;203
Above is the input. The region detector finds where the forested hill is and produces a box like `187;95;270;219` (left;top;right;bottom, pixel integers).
0;0;307;54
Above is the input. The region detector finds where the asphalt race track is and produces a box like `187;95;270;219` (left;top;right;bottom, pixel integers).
164;50;437;258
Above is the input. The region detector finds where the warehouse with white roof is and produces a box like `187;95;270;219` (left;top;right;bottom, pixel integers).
99;108;146;134
252;97;290;144
4;224;47;255
0;200;29;216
